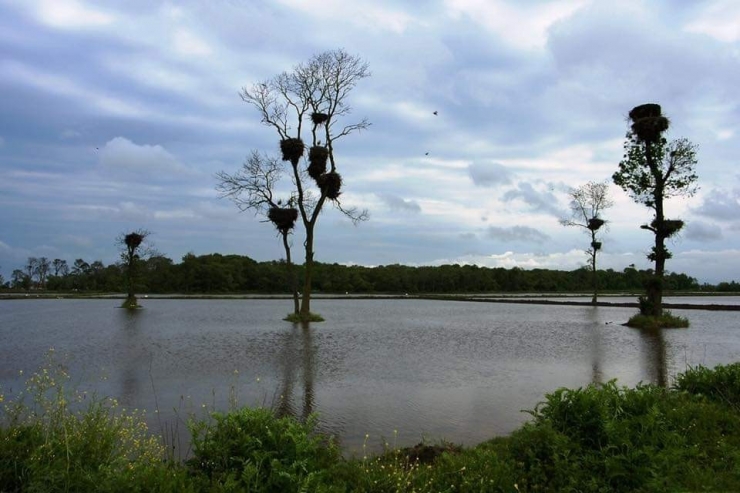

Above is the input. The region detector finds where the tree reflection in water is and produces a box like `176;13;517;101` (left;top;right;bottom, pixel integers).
638;328;668;387
586;307;604;384
275;322;316;422
118;308;145;405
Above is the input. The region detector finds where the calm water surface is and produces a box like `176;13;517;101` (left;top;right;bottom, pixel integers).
1;298;739;455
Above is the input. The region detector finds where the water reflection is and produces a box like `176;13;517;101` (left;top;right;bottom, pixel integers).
638;328;668;386
116;308;148;406
275;322;316;422
585;307;604;384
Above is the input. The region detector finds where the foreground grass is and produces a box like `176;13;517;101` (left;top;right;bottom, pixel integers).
3;359;740;492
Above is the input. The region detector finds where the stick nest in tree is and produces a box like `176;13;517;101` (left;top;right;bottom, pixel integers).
318;172;342;200
308;146;329;180
653;218;685;237
629;103;662;122
268;207;298;232
587;218;605;231
310;112;329;125
124;233;144;248
280;138;305;165
631;116;670;143
591;241;602;251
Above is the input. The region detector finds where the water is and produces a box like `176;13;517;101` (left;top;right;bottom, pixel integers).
1;298;739;455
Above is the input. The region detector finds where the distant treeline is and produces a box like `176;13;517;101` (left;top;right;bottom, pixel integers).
7;252;736;294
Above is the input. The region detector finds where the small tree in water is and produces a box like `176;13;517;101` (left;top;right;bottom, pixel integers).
560;181;613;304
118;229;151;309
612;104;698;321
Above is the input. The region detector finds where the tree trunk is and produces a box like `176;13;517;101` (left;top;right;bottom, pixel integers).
591;230;598;304
300;227;314;318
646;141;664;317
282;231;299;315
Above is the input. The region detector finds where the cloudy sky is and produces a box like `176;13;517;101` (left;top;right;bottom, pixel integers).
1;0;739;284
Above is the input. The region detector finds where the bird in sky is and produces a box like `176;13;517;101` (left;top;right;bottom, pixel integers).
433;111;438;116
425;152;429;155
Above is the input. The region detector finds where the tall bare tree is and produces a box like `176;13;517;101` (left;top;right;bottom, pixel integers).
217;151;301;316
560;181;614;303
224;49;370;322
613;103;698;318
52;258;69;277
35;257;50;290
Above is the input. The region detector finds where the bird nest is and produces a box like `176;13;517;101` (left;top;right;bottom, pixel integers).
587;218;605;231
318;172;342;200
308;146;329;180
124;233;144;248
629;103;662;122
280;138;305;164
652;218;684;237
631;116;670;143
310;112;329;125
591;241;602;251
267;207;298;232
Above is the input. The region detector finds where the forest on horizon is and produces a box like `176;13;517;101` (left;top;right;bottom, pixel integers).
7;252;736;295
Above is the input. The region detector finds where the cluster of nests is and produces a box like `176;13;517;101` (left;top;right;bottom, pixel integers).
270;112;342;232
629;103;670;143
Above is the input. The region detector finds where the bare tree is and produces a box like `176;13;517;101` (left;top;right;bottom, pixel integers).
560;181;614;304
217;151;301;315
224;49;370;322
25;257;38;290
116;229;152;308
613;104;698;318
52;258;69;277
35;257;50;290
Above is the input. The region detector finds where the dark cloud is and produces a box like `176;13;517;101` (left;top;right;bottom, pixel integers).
377;193;421;213
486;225;549;244
468;162;513;187
693;189;740;221
684;221;722;242
502;182;563;217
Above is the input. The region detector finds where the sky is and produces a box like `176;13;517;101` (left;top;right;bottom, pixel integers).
1;0;739;285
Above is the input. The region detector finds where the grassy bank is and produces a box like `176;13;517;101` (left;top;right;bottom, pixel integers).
3;359;740;492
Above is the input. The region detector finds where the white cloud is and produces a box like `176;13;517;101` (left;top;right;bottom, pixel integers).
172;28;212;57
98;137;187;179
445;0;589;50
685;0;740;42
33;0;115;29
486;225;549;244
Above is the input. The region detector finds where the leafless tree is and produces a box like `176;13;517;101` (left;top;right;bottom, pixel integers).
561;181;614;303
52;258;69;277
217;151;301;315
220;49;371;321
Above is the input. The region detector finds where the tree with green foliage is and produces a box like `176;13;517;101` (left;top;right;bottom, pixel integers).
228;49;370;322
117;229;151;308
613;103;698;319
561;181;613;304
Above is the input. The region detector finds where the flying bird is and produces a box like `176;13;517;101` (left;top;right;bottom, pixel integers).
433;111;438;116
425;152;429;156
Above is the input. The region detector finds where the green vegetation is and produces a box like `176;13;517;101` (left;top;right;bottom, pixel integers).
4;358;740;492
625;311;690;329
6;252;711;295
284;312;325;323
613;104;699;318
